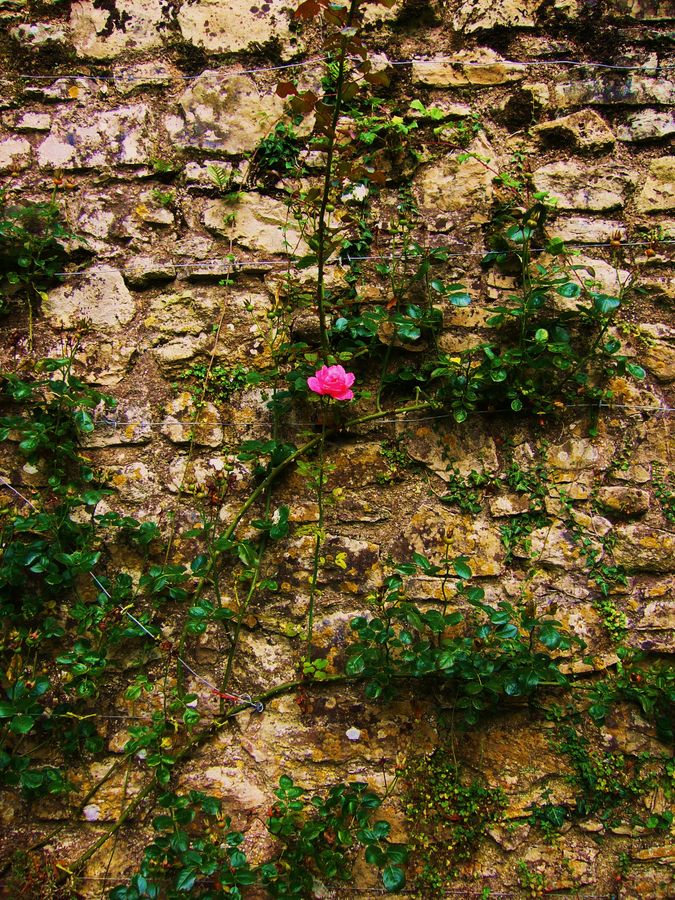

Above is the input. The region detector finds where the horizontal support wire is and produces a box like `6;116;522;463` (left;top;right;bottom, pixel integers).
9;54;675;81
48;240;675;278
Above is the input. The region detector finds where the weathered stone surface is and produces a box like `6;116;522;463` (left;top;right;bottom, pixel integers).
145;289;220;337
113;61;173;96
165;72;285;155
23;75;101;103
81;404;152;447
123;257;176;289
204;193;309;256
0;136;31;171
533;110;615;153
613;526;675;572
9;21;68;47
453;0;540;31
414;135;494;226
390;507;504;575
546;438;611;473
74;337;138;387
550;217;627;244
42;269;136;329
412;50;525;87
69;0;170;59
551;74;674;108
617;109;675;142
401;418;499;478
637;324;675;382
161;393;224;448
610;0;675;20
15;111;51;131
532;161;638;211
37;105;154;169
571;256;631;298
635;157;675;213
177;0;293;54
597;487;650;518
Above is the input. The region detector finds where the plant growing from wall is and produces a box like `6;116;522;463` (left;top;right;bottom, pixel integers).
0;188;79;345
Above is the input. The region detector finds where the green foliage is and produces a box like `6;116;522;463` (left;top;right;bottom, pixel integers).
264;776;407;895
175;362;251;404
430;198;644;421
109;790;254;899
556;725;670;828
0;190;78;314
110;778;406;898
586;650;675;745
403;752;506;891
346;557;581;724
249;122;303;185
652;462;675;524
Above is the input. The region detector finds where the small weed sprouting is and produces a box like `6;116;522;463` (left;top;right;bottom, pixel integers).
652;462;675;524
175;362;251;404
403;752;506;893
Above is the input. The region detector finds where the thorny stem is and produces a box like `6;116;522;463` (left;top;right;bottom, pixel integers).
305;412;327;664
315;0;360;359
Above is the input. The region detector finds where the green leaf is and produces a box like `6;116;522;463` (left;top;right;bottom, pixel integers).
345;653;366;675
453;558;472;580
556;282;581;298
626;362;646;379
593;294;620;314
381;864;406;892
175;868;197;891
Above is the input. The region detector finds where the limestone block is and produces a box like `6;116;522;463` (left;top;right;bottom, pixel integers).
15;112;51;131
81;404;152;446
551;74;675;108
0;136;31;171
596;487;650;518
609;0;675;19
23;76;101;104
546;438;611;472
42;269;136;329
532;161;638;211
533;110;615;153
161;393;223;448
635;157;675;213
204;193;309;256
412;49;525;87
74;337;138;387
453;0;540;31
113;61;173;96
549;217;627;244
69;0;170;59
390;507;504;576
617;110;675;142
637;324;675;382
572;256;631;298
37;105;155;169
400;418;499;479
414;135;494;226
613;526;675;572
177;0;294;55
166;72;285;155
123;257;176;289
9;21;68;48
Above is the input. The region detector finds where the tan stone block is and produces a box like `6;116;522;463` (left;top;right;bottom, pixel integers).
636;156;675;213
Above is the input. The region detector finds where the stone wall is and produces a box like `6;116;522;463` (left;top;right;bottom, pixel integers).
0;1;673;898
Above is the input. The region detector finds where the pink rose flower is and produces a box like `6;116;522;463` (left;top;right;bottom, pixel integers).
307;365;355;401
